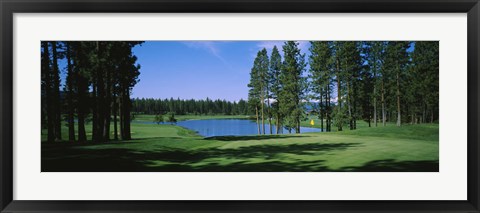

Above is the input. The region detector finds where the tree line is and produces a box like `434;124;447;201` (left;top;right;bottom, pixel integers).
248;41;439;134
41;41;143;143
131;98;250;116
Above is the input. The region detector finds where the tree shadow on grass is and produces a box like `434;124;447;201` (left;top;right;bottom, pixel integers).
339;159;439;172
205;143;359;160
42;142;357;172
185;159;332;172
42;141;438;172
41;140;144;147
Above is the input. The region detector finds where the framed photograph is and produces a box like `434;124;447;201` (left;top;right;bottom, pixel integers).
1;0;479;212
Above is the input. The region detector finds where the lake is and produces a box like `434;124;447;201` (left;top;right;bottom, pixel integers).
175;119;322;137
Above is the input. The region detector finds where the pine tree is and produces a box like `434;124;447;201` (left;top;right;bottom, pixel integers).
41;41;55;142
64;42;76;141
269;45;283;134
384;41;410;126
411;41;439;123
280;41;307;133
51;41;62;141
258;48;269;134
364;41;386;127
61;41;143;142
118;42;142;140
332;41;344;131
309;41;334;132
337;41;362;130
358;42;375;127
248;51;262;135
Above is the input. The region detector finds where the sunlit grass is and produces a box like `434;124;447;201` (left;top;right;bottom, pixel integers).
42;119;439;172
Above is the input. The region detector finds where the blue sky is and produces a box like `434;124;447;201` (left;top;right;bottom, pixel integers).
131;41;310;101
53;41;415;102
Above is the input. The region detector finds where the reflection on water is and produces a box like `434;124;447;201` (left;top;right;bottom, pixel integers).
174;119;321;137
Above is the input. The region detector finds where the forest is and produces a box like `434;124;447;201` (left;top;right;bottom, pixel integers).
41;41;143;143
130;41;438;136
131;98;249;116
247;41;439;135
41;41;439;141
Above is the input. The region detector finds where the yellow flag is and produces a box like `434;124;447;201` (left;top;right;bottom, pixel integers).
310;119;315;126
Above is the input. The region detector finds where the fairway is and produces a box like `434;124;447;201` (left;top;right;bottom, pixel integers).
40;41;440;172
42;121;439;172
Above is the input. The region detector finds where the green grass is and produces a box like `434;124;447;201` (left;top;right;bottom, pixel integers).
42;118;439;172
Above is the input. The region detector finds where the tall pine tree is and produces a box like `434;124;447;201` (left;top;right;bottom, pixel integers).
280;41;307;133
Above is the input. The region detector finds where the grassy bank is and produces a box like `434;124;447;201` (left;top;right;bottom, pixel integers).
135;114;389;130
42;119;439;172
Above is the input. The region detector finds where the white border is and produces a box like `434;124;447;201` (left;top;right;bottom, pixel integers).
13;13;467;200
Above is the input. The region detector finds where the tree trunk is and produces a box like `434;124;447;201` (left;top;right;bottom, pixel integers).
411;111;414;124
103;64;112;141
296;117;300;134
336;57;343;131
326;83;331;132
346;80;353;130
77;110;86;142
92;84;98;142
66;42;76;142
320;88;324;132
113;92;119;140
77;73;87;142
396;68;401;127
267;91;272;135
42;42;55;143
261;94;265;135
431;110;434;123
275;113;280;134
373;63;377;127
122;87;131;140
353;84;357;130
381;77;386;126
422;104;426;124
255;106;260;135
373;93;377;127
95;41;106;142
119;97;124;139
51;41;62;141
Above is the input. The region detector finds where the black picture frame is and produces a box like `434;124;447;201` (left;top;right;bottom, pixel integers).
1;0;479;212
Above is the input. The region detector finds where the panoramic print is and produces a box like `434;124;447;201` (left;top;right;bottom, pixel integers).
41;41;439;172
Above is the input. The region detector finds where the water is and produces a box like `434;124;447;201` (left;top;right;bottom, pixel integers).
174;119;321;137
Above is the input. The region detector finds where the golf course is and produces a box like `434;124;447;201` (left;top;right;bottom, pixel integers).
42;115;439;172
41;41;439;172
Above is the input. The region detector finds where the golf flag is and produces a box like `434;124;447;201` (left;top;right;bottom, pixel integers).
310;119;314;126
